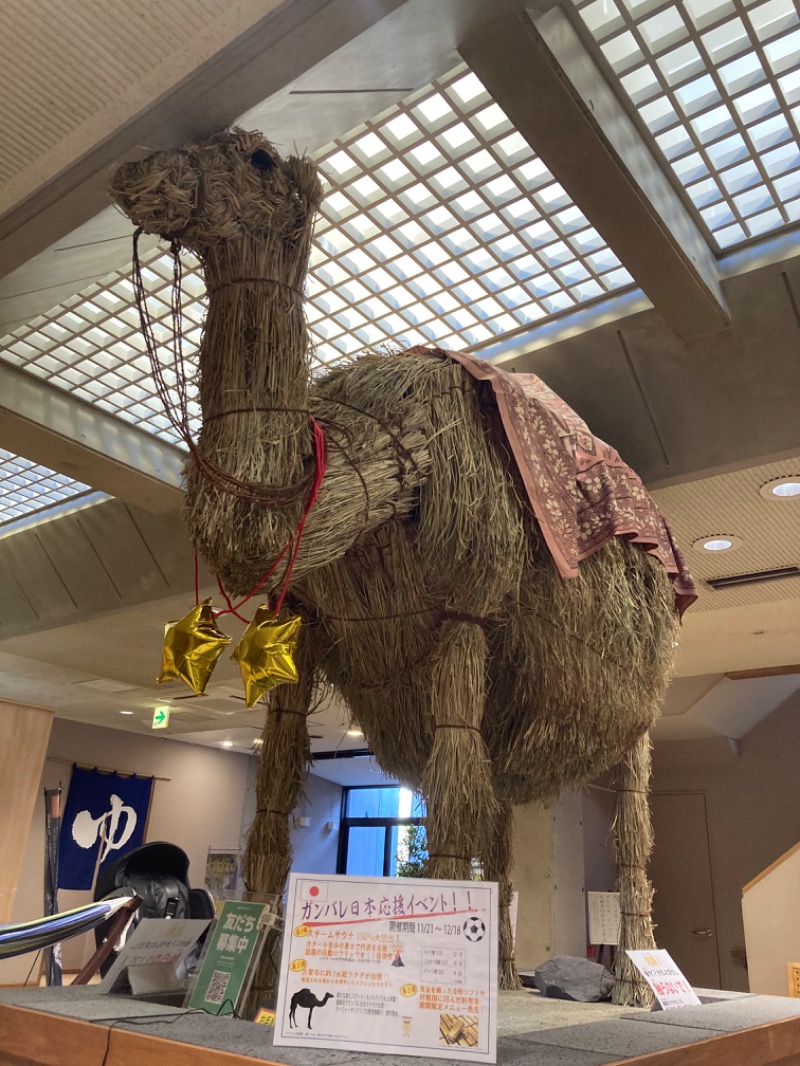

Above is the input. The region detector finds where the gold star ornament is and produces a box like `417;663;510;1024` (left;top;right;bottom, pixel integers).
157;598;232;696
231;607;301;707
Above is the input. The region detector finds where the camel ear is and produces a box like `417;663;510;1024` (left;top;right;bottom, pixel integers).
283;155;324;216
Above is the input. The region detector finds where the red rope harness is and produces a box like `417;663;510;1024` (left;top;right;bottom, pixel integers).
210;416;328;620
131;231;328;623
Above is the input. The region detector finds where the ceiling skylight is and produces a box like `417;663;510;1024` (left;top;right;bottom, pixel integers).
0;450;96;527
2;259;204;446
574;0;800;249
306;63;632;366
0;62;632;445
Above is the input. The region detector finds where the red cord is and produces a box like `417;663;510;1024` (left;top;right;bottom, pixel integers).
216;574;251;624
274;417;328;614
210;417;328;621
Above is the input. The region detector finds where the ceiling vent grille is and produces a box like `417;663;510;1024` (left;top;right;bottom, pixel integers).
706;566;800;591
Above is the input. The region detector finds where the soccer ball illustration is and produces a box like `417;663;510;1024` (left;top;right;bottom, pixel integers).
463;917;486;942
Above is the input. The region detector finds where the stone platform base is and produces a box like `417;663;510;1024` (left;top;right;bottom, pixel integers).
2;984;800;1065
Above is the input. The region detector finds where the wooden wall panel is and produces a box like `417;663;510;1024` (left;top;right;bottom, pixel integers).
0;702;53;923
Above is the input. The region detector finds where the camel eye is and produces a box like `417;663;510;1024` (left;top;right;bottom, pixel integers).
250;149;275;172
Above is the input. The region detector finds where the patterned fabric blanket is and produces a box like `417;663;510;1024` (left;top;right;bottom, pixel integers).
429;348;697;617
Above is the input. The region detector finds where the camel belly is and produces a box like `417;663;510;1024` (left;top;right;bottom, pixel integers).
305;526;674;807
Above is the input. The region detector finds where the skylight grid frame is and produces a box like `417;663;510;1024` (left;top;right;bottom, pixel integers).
307;62;635;368
0;449;95;526
2;254;206;445
573;0;800;249
2;62;636;441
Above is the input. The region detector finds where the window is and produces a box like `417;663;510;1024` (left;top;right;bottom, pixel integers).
337;786;426;877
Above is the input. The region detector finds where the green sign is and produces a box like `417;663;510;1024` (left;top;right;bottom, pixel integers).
189;900;265;1013
152;706;170;729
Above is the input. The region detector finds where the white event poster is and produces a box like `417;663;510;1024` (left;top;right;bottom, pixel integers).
274;873;498;1062
626;948;702;1010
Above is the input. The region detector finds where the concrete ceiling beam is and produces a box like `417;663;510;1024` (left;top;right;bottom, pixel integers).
0;0;407;284
0;363;184;513
459;7;730;341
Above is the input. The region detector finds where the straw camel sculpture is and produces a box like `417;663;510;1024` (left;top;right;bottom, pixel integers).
110;129;695;1007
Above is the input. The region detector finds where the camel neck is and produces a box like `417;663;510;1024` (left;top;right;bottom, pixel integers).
196;237;313;494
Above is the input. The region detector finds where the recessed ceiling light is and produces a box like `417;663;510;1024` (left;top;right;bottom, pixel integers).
221;740;235;748
346;728;364;737
119;710;134;716
692;535;741;553
705;539;733;551
759;476;800;500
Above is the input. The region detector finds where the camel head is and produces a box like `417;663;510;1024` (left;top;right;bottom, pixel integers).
109;127;324;254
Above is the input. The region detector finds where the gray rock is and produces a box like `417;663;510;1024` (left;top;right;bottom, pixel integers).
531;955;615;1002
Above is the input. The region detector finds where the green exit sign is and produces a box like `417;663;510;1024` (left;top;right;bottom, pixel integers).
152;706;170;730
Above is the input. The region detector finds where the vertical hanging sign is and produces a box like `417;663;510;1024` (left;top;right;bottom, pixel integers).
42;787;63;986
58;767;154;890
274;873;498;1063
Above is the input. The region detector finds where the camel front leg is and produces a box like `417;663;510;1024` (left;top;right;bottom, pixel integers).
611;730;656;1007
422;619;497;884
243;618;316;1011
480;801;521;991
243;613;318;898
244;699;314;899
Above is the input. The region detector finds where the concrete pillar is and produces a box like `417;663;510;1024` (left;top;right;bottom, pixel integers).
511;789;587;969
0;701;54;923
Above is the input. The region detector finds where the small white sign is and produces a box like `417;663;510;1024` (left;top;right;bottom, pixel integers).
587;892;621;945
99;917;210;995
152;706;170;729
626;948;702;1010
509;891;519;945
274;873;498;1062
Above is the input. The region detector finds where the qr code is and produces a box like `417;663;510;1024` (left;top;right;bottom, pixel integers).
206;970;232;1005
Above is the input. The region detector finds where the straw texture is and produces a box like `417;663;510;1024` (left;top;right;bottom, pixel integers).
110;129;681;1005
242;614;316;1011
611;733;657;1007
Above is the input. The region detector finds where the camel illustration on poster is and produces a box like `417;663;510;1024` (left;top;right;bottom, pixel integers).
288;988;333;1029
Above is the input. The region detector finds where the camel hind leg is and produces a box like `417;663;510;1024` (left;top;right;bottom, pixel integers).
611;730;656;1007
479;800;521;991
422;618;497;884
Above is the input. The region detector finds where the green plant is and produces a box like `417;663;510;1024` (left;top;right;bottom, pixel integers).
395;824;428;878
